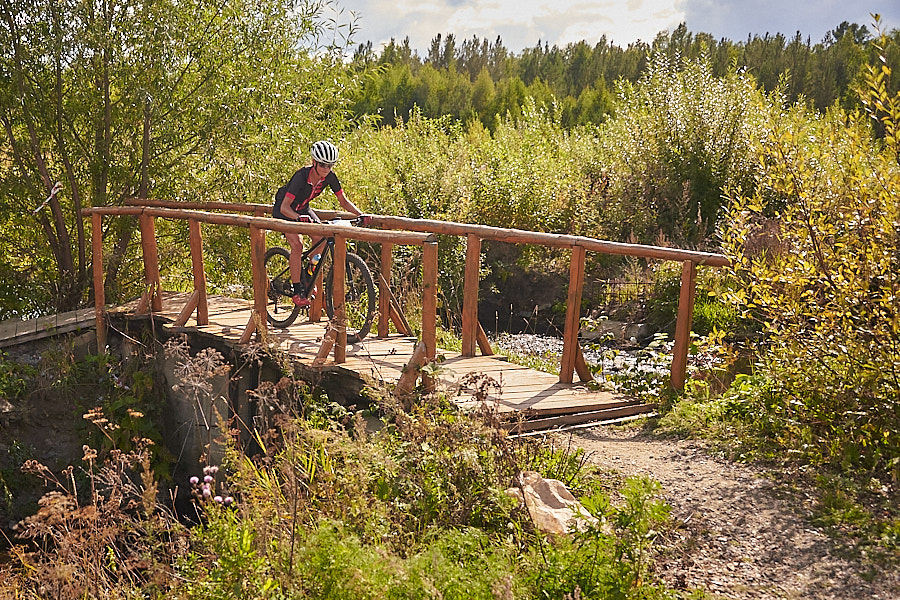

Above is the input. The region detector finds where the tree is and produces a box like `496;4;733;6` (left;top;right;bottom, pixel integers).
0;0;356;316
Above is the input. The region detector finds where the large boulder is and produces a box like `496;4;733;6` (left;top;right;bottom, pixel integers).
506;471;598;535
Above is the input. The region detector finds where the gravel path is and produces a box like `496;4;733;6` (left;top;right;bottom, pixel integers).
571;427;900;600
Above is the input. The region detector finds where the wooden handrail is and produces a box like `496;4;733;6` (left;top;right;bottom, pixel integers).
368;215;730;267
119;199;728;267
85;206;435;245
87;206;436;372
111;199;731;391
364;214;729;390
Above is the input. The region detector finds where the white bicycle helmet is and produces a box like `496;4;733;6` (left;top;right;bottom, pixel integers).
311;140;339;165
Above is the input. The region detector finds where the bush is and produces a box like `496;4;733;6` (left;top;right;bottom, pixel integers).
599;53;764;246
720;29;900;478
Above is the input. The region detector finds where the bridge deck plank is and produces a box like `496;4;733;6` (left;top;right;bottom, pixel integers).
90;292;645;416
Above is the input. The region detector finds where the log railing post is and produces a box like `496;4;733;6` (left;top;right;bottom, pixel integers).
241;224;268;344
559;245;586;384
378;242;393;338
422;240;438;361
309;271;325;322
333;234;347;363
461;233;481;357
670;260;697;390
188;218;208;325
91;213;106;353
139;212;162;312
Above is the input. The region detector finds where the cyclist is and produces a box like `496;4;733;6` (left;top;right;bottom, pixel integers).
272;140;364;308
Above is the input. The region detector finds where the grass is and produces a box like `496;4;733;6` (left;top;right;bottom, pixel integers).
0;338;682;599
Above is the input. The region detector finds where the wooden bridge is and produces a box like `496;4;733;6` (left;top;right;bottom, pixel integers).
78;199;728;429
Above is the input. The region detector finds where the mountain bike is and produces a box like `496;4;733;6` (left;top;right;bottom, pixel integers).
264;216;376;344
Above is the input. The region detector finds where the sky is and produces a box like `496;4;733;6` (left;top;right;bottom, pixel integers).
332;0;900;55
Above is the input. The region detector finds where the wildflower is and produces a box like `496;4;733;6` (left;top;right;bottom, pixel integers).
224;496;234;506
204;475;213;483
190;476;199;485
214;496;223;503
82;445;98;461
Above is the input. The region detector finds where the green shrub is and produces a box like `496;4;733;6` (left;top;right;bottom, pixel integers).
599;53;764;246
720;27;900;477
0;350;36;401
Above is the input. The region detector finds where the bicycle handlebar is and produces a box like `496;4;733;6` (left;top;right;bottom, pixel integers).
327;214;371;227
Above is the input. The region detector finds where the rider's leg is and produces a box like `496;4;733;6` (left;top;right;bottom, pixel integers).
306;234;323;299
285;231;305;294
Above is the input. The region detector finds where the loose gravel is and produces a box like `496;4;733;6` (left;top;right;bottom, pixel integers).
571;427;900;600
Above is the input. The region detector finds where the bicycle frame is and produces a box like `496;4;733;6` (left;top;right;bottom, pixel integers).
298;236;333;298
264;216;376;338
272;230;359;299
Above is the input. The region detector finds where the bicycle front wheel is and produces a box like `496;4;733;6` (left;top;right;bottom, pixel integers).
264;246;301;328
325;252;376;344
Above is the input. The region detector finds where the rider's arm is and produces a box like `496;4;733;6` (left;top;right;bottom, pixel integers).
335;189;362;216
278;192;304;221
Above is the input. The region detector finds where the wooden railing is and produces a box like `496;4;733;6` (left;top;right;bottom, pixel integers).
365;215;730;390
108;199;730;390
85;204;437;368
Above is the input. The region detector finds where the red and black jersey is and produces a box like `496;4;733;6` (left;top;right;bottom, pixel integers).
273;166;342;218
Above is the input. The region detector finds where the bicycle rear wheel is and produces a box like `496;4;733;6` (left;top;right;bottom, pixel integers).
265;247;301;328
325;252;376;344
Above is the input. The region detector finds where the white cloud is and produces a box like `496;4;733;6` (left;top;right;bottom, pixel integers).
341;0;900;55
344;0;686;53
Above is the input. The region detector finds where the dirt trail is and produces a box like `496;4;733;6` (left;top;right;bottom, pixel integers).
571;427;899;600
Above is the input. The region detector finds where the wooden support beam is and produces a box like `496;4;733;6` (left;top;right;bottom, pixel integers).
188;219;208;325
239;312;258;344
174;290;200;327
560;245;586;384
379;272;413;336
575;343;593;383
476;322;494;356
395;340;428;409
313;326;337;366
507;403;657;433
462;233;481;357
378;243;393;338
333;234;347;363
139;213;162;312
309;267;324;322
670;260;697;390
135;286;152;315
91;213;106;353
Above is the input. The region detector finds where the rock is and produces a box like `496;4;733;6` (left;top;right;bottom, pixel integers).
580;320;627;342
507;471;598;535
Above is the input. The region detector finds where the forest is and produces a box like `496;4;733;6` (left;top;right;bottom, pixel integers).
349;20;882;128
1;0;899;596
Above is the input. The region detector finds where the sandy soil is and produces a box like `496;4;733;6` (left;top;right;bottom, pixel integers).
571;426;900;600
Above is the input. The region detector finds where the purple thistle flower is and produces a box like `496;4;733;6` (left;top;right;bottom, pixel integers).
224;496;234;506
209;465;219;474
204;475;214;483
214;496;223;503
202;487;212;497
189;476;199;485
